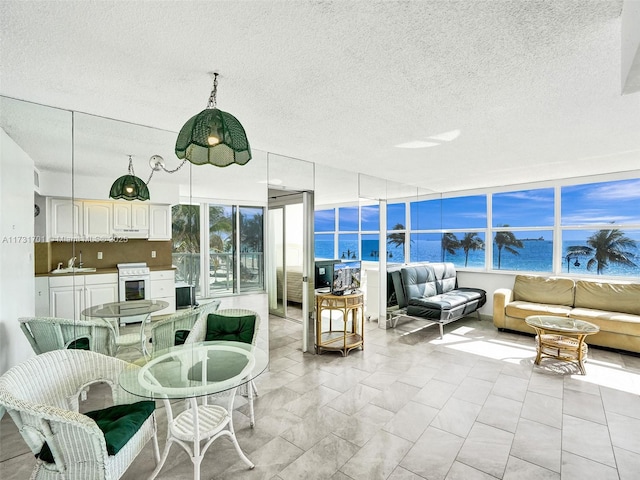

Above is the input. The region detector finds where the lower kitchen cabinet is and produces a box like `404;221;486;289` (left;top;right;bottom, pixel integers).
43;271;174;320
48;273;118;321
150;269;176;315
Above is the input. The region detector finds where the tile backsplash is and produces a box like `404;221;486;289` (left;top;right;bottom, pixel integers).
35;239;172;274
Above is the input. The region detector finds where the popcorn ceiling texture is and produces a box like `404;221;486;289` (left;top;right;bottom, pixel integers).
1;0;638;194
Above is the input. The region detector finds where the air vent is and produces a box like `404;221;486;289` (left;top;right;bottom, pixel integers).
34;167;40;192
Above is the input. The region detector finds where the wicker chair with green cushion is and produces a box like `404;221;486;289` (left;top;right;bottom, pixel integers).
19;316;117;356
184;308;261;426
0;349;159;479
149;300;221;355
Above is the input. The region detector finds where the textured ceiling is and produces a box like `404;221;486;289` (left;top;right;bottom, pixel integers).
1;0;639;194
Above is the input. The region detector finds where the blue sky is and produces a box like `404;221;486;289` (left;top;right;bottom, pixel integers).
315;178;640;237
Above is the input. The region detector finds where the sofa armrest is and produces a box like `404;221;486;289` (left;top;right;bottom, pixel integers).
492;288;514;328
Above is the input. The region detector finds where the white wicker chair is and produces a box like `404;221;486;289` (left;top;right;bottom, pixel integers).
0;349;159;480
184;308;261;426
149;300;220;356
20;316;117;356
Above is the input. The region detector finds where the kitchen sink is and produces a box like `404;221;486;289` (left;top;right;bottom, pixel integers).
50;267;97;274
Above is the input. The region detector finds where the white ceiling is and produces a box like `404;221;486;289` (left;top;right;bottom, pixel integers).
1;0;639;194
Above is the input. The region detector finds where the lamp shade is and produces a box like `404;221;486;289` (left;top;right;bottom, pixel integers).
175;108;252;166
109;174;150;201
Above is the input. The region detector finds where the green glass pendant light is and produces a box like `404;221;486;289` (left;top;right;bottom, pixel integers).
175;73;252;167
109;156;150;201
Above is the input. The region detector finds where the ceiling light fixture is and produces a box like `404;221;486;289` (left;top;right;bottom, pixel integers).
175;72;252;167
109;155;150;201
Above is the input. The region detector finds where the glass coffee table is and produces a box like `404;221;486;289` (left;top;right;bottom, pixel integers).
525;315;599;374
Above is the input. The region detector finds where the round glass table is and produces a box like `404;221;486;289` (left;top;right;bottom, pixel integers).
119;341;269;480
525;315;599;374
82;299;169;358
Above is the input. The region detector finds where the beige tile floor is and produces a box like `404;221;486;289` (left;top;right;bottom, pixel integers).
2;314;640;479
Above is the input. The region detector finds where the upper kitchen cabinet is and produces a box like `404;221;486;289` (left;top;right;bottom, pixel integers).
113;202;149;238
83;201;112;238
48;198;83;240
149;204;172;240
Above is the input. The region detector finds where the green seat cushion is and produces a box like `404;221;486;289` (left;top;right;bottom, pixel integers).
67;337;90;350
174;329;190;346
38;401;155;462
205;313;256;344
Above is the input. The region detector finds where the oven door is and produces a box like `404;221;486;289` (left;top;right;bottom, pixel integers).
119;276;150;302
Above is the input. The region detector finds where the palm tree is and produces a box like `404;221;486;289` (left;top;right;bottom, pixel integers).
441;233;460;261
171;204;200;287
584;229;637;275
460;232;485;267
209;206;232;252
494;225;524;269
172;204;200;253
387;224;406;249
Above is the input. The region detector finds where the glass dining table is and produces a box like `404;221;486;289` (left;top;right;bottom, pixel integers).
82;299;169;358
118;340;269;480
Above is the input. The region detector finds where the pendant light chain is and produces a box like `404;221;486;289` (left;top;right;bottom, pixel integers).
206;73;218;109
128;155;135;175
145;158;188;184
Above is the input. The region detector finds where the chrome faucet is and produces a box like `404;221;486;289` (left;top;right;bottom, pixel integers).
68;257;76;268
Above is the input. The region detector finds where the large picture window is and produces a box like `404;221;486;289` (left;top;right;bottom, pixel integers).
173;202;265;298
561;179;640;277
491;188;554;272
314;177;639;278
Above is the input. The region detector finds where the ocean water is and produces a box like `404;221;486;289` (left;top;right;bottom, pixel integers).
315;238;640;277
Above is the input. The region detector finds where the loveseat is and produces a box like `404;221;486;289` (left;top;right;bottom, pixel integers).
387;262;487;337
493;275;640;353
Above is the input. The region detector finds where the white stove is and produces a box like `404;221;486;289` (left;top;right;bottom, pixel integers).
117;263;151;324
117;262;150;278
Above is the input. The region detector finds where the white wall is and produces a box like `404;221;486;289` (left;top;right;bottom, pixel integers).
0;129;36;374
457;270;517;317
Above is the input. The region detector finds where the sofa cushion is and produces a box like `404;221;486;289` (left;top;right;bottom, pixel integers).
574;281;640;316
505;301;572;320
513;275;575;306
429;262;458;294
406;288;486;321
401;265;437;300
570;308;640;335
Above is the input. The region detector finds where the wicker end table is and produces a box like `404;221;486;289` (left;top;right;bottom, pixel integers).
525;315;599;375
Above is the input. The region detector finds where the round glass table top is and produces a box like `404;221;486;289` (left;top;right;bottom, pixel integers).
119;341;269;400
82;299;169;318
525;315;599;334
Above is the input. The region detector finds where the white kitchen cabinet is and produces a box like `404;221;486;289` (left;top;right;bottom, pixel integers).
149;204;172;240
150;269;175;315
49;273;118;320
113;202;149;233
48;198;83;240
83;201;112;238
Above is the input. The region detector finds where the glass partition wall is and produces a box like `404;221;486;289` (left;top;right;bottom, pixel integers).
0;95;275;372
1;94;431;364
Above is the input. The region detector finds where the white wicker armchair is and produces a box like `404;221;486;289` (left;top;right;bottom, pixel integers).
20;316;117;356
184;308;261;426
0;349;159;480
149;300;220;356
